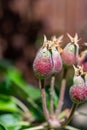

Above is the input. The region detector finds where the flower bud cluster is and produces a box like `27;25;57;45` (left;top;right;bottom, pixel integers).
33;34;86;82
69;66;87;104
33;35;62;79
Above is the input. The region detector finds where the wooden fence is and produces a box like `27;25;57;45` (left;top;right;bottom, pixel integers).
32;0;87;41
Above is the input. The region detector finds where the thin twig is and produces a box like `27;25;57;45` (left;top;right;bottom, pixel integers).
23;123;47;130
61;103;77;127
55;79;66;118
27;97;42;114
39;80;50;121
12;96;33;121
65;125;80;130
50;75;55;115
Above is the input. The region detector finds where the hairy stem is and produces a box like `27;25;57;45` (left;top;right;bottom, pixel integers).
55;79;66;118
39;80;50;121
50;75;55;115
62;103;77;127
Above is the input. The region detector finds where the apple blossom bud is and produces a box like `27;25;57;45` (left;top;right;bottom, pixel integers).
69;84;87;104
70;65;87;104
33;35;63;79
51;46;62;74
61;43;77;65
61;34;79;65
33;46;53;79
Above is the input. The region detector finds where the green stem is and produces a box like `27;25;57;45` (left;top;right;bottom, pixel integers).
62;103;77;127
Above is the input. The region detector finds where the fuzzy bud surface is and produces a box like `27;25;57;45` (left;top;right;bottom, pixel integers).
33;47;53;79
70;84;87;104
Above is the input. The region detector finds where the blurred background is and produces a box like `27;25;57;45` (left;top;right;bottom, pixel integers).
0;0;87;85
0;0;87;130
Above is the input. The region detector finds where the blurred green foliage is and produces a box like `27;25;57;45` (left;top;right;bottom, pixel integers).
0;60;74;130
0;60;43;129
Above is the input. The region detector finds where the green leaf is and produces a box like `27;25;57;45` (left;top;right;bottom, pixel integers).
0;123;7;130
0;114;30;130
0;65;42;117
0;60;12;72
22;85;40;100
7;126;20;130
0;95;18;112
8;121;29;130
0;80;12;96
6;67;41;100
0;114;21;130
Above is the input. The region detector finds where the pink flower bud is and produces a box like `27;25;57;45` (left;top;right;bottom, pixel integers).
73;75;85;86
69;84;87;104
61;34;79;65
33;47;53;79
51;47;62;74
69;65;87;104
33;35;63;79
61;43;77;65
